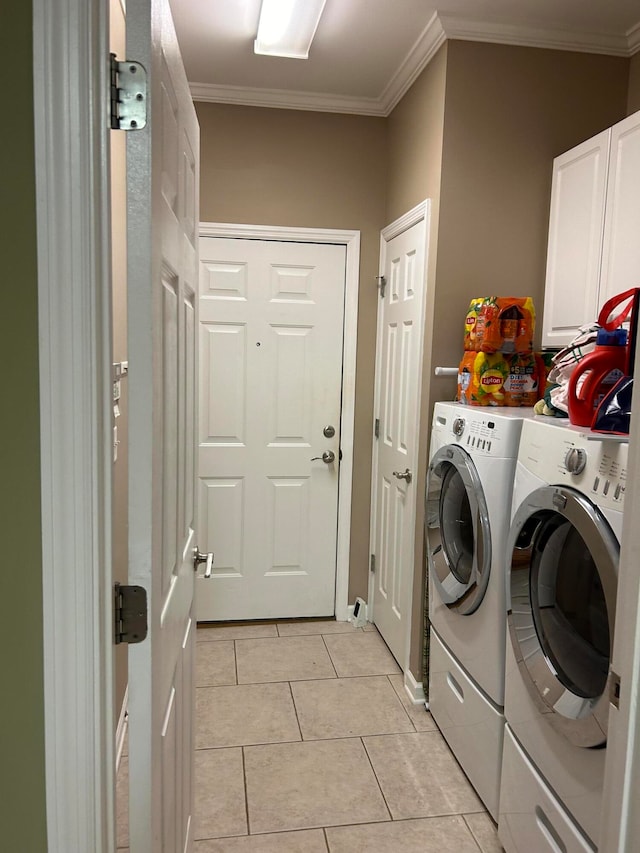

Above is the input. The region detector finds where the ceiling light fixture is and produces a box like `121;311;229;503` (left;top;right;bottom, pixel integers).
254;0;327;59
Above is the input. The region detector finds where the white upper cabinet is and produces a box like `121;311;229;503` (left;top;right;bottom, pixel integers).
541;111;640;349
541;130;610;349
600;113;640;309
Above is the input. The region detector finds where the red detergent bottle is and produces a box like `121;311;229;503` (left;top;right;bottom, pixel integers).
567;327;628;427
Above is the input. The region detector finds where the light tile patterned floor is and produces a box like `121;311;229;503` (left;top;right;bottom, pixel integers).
117;620;504;852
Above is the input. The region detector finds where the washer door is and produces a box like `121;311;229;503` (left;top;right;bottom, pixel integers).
508;485;619;748
426;444;491;615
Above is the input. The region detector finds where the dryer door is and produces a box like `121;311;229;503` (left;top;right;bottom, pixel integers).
426;444;491;615
508;485;619;747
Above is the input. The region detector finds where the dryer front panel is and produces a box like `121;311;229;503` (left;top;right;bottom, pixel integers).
426;444;491;615
507;485;619;748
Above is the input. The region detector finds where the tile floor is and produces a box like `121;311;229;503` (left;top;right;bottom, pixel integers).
117;619;504;852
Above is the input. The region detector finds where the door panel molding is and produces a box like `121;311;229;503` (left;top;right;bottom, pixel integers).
199;222;360;620
370;200;430;670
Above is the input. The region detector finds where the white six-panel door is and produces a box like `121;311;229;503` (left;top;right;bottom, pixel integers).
371;203;429;668
196;236;347;620
126;1;199;851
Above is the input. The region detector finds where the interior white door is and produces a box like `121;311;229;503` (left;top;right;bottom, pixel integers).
126;1;199;851
196;236;346;621
371;204;428;667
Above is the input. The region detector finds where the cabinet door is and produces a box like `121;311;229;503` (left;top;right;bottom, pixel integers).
599;111;640;312
541;130;610;349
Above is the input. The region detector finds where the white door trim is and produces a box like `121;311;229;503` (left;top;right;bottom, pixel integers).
199;222;360;620
33;0;114;851
368;199;430;671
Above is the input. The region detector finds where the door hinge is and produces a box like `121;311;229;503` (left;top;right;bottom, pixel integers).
370;554;376;573
610;669;621;709
114;583;148;645
374;418;380;439
375;275;386;299
110;53;148;130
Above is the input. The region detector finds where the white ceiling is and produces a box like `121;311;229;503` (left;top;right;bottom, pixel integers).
169;0;640;116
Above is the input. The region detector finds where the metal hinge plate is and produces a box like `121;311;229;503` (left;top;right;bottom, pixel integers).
376;276;387;299
370;554;376;573
110;53;147;130
114;583;148;645
374;418;380;439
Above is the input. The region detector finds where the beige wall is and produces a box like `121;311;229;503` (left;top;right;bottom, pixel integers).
197;103;388;601
390;41;629;677
629;51;640;114
0;3;48;849
111;0;129;727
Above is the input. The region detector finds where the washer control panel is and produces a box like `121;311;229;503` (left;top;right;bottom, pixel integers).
518;418;628;512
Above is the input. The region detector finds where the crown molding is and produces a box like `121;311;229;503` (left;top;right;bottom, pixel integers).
191;11;640;117
440;12;632;57
378;12;447;114
628;21;640;55
189;81;387;116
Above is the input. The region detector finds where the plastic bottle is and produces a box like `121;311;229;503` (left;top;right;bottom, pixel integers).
567;328;628;427
499;305;524;353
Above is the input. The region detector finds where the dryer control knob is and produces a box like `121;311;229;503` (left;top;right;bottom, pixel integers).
565;447;587;475
452;417;465;437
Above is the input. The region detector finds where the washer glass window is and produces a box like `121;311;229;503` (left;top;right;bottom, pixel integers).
529;515;609;699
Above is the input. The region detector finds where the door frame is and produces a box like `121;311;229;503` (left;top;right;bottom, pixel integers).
199;222;360;620
368;200;429;676
33;0;115;851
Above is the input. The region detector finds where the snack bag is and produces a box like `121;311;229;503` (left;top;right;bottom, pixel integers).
463;297;485;351
504;353;540;406
474;297;535;353
458;351;510;406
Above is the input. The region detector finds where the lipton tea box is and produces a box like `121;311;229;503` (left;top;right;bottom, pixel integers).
503;352;540;406
458;351;510;406
463;297;485;351
473;297;535;353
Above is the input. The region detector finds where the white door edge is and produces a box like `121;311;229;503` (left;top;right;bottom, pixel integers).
369;199;430;671
199;222;360;621
33;0;115;851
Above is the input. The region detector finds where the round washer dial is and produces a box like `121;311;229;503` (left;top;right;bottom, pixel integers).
564;447;587;475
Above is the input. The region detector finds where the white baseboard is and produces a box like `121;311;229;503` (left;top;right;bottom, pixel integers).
404;668;427;706
115;686;128;772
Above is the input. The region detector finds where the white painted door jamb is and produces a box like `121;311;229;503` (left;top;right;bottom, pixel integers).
33;0;114;850
199;222;360;621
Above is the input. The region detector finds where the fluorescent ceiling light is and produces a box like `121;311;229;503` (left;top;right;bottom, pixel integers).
254;0;327;59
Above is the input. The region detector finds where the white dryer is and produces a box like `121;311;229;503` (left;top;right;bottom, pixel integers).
426;401;533;820
499;417;627;852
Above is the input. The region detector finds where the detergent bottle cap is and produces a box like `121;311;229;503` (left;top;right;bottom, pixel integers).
595;327;627;347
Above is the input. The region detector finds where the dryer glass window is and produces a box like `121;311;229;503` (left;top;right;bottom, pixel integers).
440;465;474;585
529;513;609;700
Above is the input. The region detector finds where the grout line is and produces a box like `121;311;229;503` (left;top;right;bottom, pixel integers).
288;680;305;741
386;674;419;732
322;825;331;851
233;638;239;684
241;745;251;836
461;814;490;852
359;736;393;822
320;633;339;678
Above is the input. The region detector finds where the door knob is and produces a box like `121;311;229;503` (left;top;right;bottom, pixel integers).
193;548;214;578
393;468;412;484
311;450;335;464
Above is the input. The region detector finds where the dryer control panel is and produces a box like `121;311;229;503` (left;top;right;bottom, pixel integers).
432;402;527;459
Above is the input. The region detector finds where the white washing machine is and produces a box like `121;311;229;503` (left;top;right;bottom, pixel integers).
426;401;534;820
498;417;627;852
